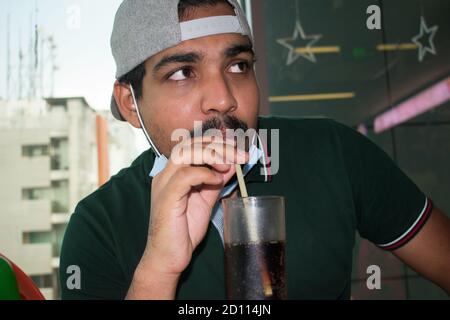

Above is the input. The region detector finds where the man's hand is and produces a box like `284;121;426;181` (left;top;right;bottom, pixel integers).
126;136;247;299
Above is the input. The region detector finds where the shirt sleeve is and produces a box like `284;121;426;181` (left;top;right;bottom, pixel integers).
333;121;433;251
59;203;128;300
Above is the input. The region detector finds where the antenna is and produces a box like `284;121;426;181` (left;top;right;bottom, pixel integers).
34;1;39;98
48;36;58;97
28;9;39;100
6;14;11;100
39;29;45;98
28;12;34;100
26;2;40;101
36;0;46;99
18;28;23;100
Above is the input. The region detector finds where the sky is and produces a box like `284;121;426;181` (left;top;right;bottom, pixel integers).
0;0;123;110
0;0;248;153
0;0;151;152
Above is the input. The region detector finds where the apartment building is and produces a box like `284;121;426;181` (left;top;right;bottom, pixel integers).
0;97;138;299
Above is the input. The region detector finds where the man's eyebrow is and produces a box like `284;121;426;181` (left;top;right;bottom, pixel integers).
152;43;254;75
225;43;255;58
153;52;202;74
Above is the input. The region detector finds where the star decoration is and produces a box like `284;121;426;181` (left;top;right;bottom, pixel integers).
277;19;322;65
411;16;439;62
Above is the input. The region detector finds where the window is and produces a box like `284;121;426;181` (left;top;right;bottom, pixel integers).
22;145;49;157
51;180;69;213
50;137;69;170
22;187;51;200
22;180;69;213
22;231;52;244
30;274;53;288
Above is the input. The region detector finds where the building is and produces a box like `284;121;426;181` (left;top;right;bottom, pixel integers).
0;97;138;299
99;110;141;177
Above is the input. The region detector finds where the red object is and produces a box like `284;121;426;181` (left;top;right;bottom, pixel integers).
0;253;45;300
96;114;110;187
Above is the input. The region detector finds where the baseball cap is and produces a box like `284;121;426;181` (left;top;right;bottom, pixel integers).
110;0;253;121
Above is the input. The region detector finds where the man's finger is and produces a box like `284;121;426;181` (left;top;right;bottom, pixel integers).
165;166;223;202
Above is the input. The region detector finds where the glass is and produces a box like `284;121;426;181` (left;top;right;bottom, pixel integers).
22;145;49;157
51;180;69;213
222;196;287;300
50;137;69;170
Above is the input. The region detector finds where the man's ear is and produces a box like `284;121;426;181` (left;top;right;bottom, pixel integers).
113;80;141;129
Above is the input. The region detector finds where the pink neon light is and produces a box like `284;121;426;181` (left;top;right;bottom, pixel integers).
357;124;368;136
374;77;450;133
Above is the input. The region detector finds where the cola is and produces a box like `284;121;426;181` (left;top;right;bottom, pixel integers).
225;240;287;300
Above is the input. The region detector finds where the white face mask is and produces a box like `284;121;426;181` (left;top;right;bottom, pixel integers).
149;142;264;198
129;84;268;191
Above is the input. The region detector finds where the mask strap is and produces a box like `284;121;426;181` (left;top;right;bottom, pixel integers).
129;84;162;157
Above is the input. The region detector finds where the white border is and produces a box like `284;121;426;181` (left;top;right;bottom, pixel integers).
377;197;428;247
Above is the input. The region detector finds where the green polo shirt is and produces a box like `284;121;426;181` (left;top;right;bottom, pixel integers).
60;116;431;300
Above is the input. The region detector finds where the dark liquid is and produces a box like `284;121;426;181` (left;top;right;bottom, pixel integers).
225;241;287;300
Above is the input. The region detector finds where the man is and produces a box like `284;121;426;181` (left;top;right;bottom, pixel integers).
60;0;450;299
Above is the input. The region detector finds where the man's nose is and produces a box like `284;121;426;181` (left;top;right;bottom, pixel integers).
200;73;238;115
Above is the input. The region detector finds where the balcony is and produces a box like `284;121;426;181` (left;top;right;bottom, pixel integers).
51;213;71;225
50;170;69;181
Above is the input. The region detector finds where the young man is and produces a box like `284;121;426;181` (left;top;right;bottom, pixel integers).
60;0;450;299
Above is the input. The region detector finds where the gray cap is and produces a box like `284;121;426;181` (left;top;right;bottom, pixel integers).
110;0;253;121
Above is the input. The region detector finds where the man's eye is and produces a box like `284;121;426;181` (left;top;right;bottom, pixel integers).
168;68;192;81
229;62;249;74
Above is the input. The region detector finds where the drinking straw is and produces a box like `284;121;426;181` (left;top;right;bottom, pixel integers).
235;164;248;198
234;164;273;297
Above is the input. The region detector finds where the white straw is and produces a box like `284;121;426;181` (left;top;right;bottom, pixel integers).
235;164;248;198
234;164;273;297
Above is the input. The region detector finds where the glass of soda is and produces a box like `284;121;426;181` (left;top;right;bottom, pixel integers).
222;196;287;300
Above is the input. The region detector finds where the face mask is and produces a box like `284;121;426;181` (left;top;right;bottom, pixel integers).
149;142;264;198
129;85;268;190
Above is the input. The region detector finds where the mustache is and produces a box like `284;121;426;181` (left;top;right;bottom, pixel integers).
189;116;249;137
